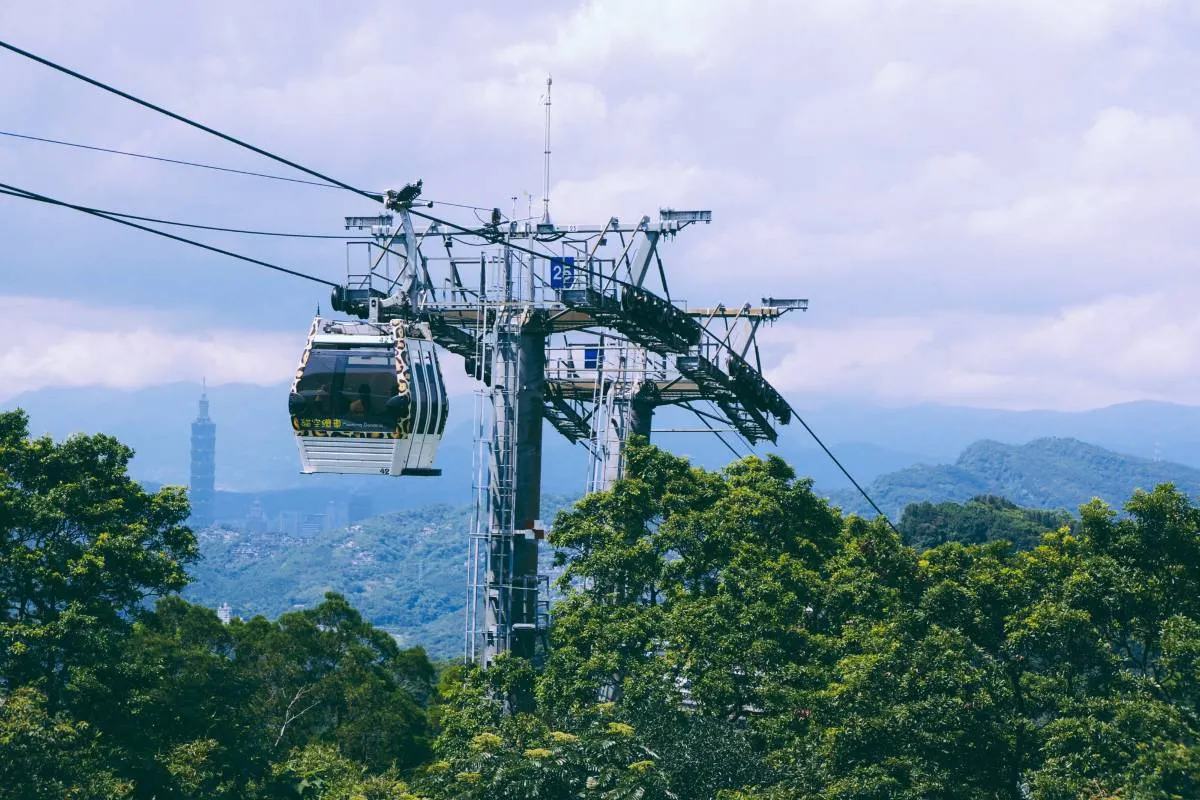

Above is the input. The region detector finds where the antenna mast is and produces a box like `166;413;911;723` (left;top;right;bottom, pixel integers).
541;75;552;228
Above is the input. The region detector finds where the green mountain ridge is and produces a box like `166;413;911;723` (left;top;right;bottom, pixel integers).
898;494;1075;551
14;382;1200;492
181;497;577;659
831;436;1200;518
183;437;1199;659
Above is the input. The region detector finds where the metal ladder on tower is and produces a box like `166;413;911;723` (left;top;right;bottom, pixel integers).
486;310;522;664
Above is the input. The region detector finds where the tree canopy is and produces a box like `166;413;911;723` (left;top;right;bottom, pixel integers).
899;494;1074;550
3;410;1199;799
422;442;1200;798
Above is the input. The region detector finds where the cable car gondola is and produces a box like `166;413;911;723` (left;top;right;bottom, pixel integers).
288;317;448;476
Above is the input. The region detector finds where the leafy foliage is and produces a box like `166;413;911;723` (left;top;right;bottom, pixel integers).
0;411;435;799
0;409;195;711
6;411;1200;799
899;494;1074;550
445;441;1200;799
0;687;130;800
273;743;417;800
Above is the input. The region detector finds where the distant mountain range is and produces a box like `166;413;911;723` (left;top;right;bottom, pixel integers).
8;381;1200;502
831;437;1200;518
11;380;1197;659
176;435;1198;659
182;497;577;659
182;503;473;658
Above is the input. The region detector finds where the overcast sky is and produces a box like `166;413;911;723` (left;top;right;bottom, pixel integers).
2;0;1199;411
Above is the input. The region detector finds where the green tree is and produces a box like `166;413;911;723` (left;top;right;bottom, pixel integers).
13;410;1200;799
232;592;434;772
0;410;195;713
419;695;673;800
103;596;267;798
541;444;841;797
97;593;436;798
899;495;1073;551
274;743;418;800
1015;486;1200;797
0;686;130;800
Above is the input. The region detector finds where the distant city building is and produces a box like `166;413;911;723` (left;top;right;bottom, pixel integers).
276;511;301;537
300;513;325;537
348;491;373;523
189;384;216;529
216;602;232;625
245;496;267;534
325;500;340;532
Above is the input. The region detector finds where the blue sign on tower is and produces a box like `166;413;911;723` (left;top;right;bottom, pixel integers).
549;256;576;289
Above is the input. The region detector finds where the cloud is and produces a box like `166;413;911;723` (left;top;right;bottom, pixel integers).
965;185;1134;244
1000;0;1172;42
0;296;481;403
1;0;1199;412
869;61;925;96
551;164;761;223
764;288;1200;410
498;0;746;71
1079;106;1198;177
0;296;298;401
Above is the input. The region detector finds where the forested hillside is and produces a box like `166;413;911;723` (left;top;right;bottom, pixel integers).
5;409;1200;798
184;505;470;656
178;436;1183;656
183;499;574;658
833;436;1200;517
899;495;1075;551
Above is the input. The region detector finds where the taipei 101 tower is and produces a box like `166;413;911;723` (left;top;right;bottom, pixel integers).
189;383;216;528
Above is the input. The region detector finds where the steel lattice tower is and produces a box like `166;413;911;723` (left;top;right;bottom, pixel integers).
333;193;805;668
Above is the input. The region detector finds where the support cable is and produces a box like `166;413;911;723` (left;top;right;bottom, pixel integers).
695;408;747;460
0;40;385;203
0;182;338;287
0;41;593;269
0;128;494;213
0;129;346;189
104;215;371;240
0;193;372;239
778;397;900;534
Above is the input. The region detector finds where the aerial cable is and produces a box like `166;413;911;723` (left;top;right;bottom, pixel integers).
409;207;574;266
42;200;374;240
116;219;373;239
0;41;576;264
0;182;338;287
427;208;890;526
0;187;373;238
0;43;502;221
474;239;891;526
0;128;487;213
694;403;749;460
427;198;504;212
0;40;384;204
777;396;900;534
415;218;895;527
0;129;349;190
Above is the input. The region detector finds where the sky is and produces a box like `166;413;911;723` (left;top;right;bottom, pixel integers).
2;0;1200;411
